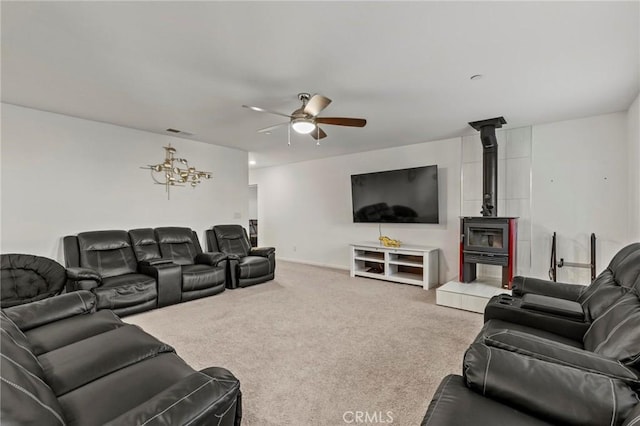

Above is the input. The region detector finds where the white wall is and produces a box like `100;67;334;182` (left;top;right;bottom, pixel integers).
250;111;632;286
250;138;461;283
1;104;248;262
531;112;629;283
628;93;640;242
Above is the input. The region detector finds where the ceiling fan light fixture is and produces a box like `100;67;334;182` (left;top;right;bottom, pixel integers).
291;118;316;134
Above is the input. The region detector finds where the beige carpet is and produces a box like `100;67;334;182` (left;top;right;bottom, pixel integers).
125;261;483;425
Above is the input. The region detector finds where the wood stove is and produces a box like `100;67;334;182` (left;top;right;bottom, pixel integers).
460;217;517;288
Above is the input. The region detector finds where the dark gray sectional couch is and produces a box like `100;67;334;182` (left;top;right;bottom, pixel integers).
1;291;241;425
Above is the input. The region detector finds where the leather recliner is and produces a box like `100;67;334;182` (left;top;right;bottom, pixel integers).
1;291;242;425
130;227;227;304
423;242;640;425
206;225;275;289
484;242;640;342
1;253;66;308
63;230;163;316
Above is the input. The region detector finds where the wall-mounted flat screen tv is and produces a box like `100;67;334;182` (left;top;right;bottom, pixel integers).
351;165;439;223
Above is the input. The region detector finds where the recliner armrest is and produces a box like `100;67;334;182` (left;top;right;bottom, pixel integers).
67;267;102;283
483;329;640;383
511;276;584;301
3;290;96;331
249;247;275;257
103;367;241;426
464;342;638;426
195;252;227;266
520;293;585;320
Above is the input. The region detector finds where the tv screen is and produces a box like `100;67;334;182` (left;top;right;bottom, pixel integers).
351;165;439;224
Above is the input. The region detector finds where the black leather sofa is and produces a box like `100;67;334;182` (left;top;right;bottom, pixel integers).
206;225;275;289
64;228;228;316
0;291;242;425
423;242;640;425
1;253;66;308
64;230;163;316
130;227;227;304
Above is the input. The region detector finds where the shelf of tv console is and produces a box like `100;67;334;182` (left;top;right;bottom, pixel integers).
350;242;439;289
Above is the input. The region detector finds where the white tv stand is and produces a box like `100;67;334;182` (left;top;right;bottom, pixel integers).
350;242;439;289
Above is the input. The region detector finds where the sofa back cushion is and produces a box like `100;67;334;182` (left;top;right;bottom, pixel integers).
212;225;251;257
1;254;66;308
0;311;65;425
1;311;42;379
129;228;162;262
583;292;640;367
156;227;199;266
77;231;138;278
1;341;66;425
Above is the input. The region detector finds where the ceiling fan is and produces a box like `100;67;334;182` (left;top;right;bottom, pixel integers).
242;93;366;142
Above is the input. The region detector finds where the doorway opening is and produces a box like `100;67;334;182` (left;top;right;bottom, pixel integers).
248;184;258;247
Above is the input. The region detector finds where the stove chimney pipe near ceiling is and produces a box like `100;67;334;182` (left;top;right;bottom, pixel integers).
468;116;507;217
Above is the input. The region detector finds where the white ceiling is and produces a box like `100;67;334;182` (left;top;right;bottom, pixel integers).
2;1;638;168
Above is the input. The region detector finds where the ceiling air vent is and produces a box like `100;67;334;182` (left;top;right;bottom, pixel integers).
165;128;194;137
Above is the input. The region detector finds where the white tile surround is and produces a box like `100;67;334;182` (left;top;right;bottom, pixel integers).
461;126;533;278
436;278;512;313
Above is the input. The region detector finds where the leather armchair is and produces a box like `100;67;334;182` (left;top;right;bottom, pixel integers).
130;227;227;303
1;253;66;308
206;224;275;289
485;242;640;339
63;230;160;316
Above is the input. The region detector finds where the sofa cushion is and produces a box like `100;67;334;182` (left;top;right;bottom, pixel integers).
421;375;553;426
213;225;251;258
181;264;226;292
77;231;138;278
583;292;640;367
1;316;44;382
25;309;124;356
238;256;271;279
95;274;157;310
39;325;174;396
129;228;162;262
1;352;66;426
156;227;199;266
58;353;196;426
579;271;625;321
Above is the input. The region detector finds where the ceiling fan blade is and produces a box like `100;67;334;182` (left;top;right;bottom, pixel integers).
309;127;327;140
242;105;292;118
316;117;367;127
303;94;332;117
257;122;289;133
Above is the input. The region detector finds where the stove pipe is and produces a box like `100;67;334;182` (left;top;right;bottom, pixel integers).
468;116;507;217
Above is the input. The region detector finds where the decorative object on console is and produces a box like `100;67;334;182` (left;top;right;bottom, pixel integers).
141;144;211;199
243;92;366;145
379;236;401;248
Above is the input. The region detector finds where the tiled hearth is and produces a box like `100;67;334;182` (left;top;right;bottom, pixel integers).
436;277;511;313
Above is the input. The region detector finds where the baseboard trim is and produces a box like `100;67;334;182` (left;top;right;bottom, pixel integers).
276;257;349;272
